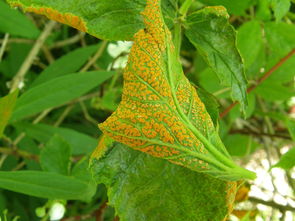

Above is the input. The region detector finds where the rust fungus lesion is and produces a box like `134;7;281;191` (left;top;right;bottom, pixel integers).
11;3;87;32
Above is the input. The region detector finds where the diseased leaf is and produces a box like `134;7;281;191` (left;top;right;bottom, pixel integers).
30;44;100;88
0;171;96;201
91;141;237;221
99;0;255;181
0;90;18;137
10;71;114;122
273;147;295;170
6;0;177;40
185;7;248;112
0;1;39;38
14;122;97;155
40;135;71;175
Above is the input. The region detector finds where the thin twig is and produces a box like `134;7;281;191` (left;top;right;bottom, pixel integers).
0;33;9;62
41;45;55;64
0;147;38;161
220;49;295;118
80;41;108;72
230;129;291;139
9;20;56;92
54;104;75;127
249;197;295;212
0;38;33;45
49;32;85;49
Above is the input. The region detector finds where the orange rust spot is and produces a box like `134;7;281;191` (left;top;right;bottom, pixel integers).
98;0;219;173
11;3;87;32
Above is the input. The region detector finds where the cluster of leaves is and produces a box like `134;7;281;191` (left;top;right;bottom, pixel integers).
0;0;294;220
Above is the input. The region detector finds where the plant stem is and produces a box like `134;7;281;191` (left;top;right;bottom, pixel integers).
249;197;295;212
173;23;182;57
179;0;193;16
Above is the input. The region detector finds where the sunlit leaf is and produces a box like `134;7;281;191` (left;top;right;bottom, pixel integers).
99;0;255;181
273;147;295;170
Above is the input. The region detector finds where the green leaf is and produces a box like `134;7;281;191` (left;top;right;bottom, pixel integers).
255;81;294;102
273;147;295;170
0;90;18;137
224;134;258;157
271;0;291;21
237;20;263;71
99;1;255;180
10;71;114;122
256;0;272;21
0;171;96;201
14;122;97;155
263;22;295;84
72;157;93;182
91;142;237;221
196;86;220;126
264;22;295;57
185;7;248;112
30;44;101;88
0;1;39;38
6;0;177;41
40;135;71;175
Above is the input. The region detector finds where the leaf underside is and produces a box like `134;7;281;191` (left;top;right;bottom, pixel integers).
91;142;237;221
99;0;255;181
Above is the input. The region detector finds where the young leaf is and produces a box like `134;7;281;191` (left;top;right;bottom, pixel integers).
10;71;114;122
40;135;71;175
99;0;255;181
6;0;177;40
272;147;295;170
0;171;96;201
15;122;97;155
0;90;18;137
184;7;248;112
91;141;237;221
0;1;39;38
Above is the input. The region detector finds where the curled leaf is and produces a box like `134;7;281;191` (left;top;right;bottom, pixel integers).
99;0;255;181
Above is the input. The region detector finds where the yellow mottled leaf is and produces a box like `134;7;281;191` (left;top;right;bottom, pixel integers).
99;0;255;181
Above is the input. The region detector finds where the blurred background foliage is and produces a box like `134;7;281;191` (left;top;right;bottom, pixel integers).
0;0;294;220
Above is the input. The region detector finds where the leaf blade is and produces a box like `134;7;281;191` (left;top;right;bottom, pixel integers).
11;71;114;122
0;171;96;201
184;6;248;112
40;135;71;175
0;1;39;38
14;122;97;155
